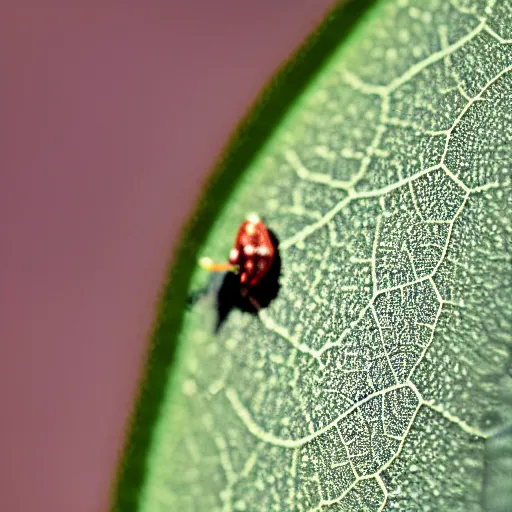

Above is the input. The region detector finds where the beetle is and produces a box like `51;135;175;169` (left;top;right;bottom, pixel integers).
199;213;275;307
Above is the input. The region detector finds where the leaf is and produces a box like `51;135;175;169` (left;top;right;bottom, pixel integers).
112;0;512;510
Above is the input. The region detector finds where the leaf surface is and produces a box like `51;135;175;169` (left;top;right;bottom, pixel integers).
113;0;512;510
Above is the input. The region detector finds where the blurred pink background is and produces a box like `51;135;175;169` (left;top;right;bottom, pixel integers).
0;3;334;511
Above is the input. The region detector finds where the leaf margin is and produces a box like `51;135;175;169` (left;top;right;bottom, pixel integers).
108;1;380;510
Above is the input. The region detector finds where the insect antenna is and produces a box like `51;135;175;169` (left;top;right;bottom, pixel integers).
199;257;238;274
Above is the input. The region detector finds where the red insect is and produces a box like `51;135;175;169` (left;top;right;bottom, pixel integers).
199;213;275;302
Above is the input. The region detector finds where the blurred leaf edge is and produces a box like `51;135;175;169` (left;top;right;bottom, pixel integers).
109;0;378;510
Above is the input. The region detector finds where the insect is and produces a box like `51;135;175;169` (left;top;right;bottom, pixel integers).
199;213;275;307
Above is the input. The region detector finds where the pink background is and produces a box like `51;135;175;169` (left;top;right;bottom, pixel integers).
0;3;335;512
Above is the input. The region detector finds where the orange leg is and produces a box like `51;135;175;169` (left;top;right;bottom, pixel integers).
199;257;237;273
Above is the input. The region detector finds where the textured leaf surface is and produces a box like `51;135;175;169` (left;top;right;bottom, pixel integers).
121;0;512;510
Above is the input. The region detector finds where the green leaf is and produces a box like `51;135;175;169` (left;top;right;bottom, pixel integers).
112;0;512;510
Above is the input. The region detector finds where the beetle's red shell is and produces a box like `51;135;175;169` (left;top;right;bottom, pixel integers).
229;215;274;293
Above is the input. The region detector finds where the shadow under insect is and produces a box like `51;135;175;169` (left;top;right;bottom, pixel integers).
215;229;281;330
